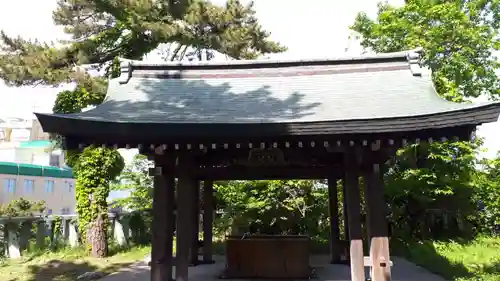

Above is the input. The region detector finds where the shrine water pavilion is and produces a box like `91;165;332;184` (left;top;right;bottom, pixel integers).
36;49;500;281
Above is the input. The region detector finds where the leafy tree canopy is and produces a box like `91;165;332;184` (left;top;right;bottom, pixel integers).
214;180;330;236
350;0;499;101
0;0;286;87
350;0;500;238
111;154;154;211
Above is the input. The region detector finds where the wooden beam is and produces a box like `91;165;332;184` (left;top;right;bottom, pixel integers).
328;176;341;264
202;180;214;263
194;166;339;180
344;153;366;281
68;125;476;151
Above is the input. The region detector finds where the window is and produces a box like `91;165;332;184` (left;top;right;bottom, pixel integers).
49;153;60;167
44;180;54;193
61;207;70;215
65;181;74;193
24;179;35;194
3;178;16;194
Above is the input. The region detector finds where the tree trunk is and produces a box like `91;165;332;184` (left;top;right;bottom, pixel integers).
86;214;108;258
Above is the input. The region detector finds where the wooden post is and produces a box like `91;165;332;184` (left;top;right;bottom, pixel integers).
164;162;176;281
366;153;391;281
150;153;175;281
344;153;366;281
176;154;195;281
202;180;214;263
363;167;373;249
327;177;341;263
189;181;200;265
342;178;349;241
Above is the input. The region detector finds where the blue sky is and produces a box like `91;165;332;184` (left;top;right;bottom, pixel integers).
0;0;498;160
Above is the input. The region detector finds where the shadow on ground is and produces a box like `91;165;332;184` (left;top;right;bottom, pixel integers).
391;238;473;281
3;259;133;281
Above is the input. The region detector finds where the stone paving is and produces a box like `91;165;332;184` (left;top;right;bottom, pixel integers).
100;255;448;281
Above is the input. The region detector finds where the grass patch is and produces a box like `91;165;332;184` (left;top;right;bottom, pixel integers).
392;235;500;281
0;245;151;281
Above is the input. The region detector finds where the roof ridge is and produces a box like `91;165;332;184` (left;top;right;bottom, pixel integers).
121;49;420;68
117;49;423;84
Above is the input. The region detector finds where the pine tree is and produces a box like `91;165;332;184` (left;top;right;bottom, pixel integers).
0;0;285;258
0;0;285;86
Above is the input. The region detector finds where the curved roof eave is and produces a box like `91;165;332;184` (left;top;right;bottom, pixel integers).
34;103;500;141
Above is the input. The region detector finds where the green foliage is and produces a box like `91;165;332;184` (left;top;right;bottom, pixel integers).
471;156;500;234
350;0;499;100
126;210;153;245
52;0;286;60
214;180;329;237
111;154;154;211
71;146;125;244
386;139;483;239
50;79;124;256
0;198;46;218
392;236;500;281
52;84;107;115
0;199;46;258
350;0;500;239
52;216;63;237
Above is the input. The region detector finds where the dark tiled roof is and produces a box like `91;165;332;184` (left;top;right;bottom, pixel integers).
35;49;500;139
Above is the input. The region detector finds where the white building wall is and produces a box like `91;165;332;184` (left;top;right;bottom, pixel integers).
0;174;76;214
14;148;33;164
32;151;50;166
0;148;15;162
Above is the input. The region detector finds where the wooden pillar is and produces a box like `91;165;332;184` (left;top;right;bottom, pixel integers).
189;181;200;265
342;178;349;241
164;162;176;281
363;169;373;248
150;153;175;281
365;153;391;281
344;153;366;281
202;180;214;263
327;177;341;263
176;154;195;281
